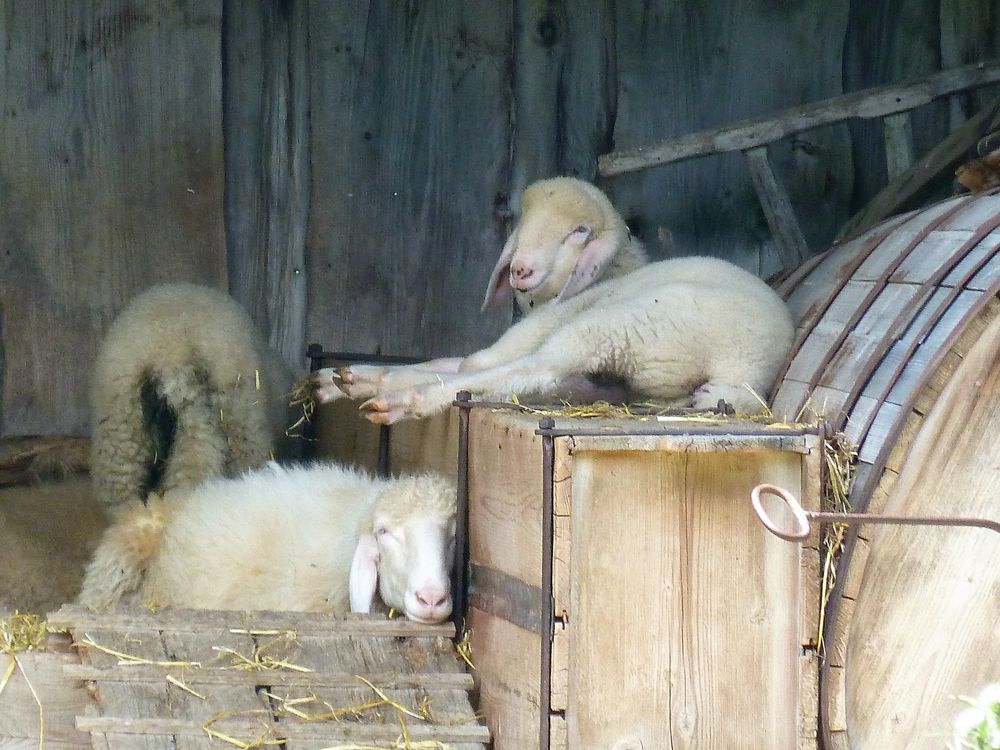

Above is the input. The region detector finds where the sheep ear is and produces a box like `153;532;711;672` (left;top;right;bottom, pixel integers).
481;229;518;311
554;233;618;302
349;533;379;614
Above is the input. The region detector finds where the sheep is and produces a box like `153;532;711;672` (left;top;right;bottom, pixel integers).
77;461;457;623
312;177;795;423
90;283;299;513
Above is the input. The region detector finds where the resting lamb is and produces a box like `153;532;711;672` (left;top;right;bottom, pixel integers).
77;461;457;623
314;177;794;423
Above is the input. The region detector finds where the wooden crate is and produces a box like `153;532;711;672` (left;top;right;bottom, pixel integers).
465;407;822;750
1;606;488;749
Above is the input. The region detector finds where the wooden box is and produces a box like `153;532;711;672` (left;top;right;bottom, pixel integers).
465;407;822;750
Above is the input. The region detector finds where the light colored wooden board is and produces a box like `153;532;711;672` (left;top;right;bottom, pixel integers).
566;448;814;749
939;189;1000;230
468;410;545;588
469;607;540;750
939;227;1000;287
851;197;965;281
845;305;1000;750
784;281;874;383
0;0;227;437
892;229;977;284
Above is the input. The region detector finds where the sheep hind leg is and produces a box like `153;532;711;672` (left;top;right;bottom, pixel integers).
690;381;766;414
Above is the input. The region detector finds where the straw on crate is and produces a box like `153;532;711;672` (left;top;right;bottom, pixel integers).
0;611;48;750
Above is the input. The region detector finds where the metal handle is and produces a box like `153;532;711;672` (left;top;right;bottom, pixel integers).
751;483;1000;542
750;483;812;542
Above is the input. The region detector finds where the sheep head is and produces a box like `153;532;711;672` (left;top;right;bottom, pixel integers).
349;473;457;624
482;177;632;314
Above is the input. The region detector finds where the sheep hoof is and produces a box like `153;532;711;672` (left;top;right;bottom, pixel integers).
715;398;736;416
359;398;408;425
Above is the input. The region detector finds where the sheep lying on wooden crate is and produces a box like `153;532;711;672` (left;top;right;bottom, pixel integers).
77;461;457;623
90;283;299;513
313;177;795;423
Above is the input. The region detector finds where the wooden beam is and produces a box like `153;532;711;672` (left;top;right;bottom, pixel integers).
837;96;1000;241
599;60;1000;176
744;146;811;268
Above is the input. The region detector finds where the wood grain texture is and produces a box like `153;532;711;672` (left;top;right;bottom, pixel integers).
305;0;512;360
566;448;815;749
605;0;853;276
224;0;309;367
0;0;226;437
844;309;1000;750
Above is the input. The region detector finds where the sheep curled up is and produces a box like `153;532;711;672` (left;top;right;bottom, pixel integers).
77;461;458;623
314;177;795;423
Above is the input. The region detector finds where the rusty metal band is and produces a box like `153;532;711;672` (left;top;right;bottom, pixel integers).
467;564;545;634
819;268;1000;750
835;204;1000;438
452;392;472;636
539;418;556;750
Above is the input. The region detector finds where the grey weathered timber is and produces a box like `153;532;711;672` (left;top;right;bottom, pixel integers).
605;0;852;276
0;1;227;437
744;146;811;268
882;112;915;178
224;0;310;368
838;97;1000;241
305;1;513;360
599;60;1000;176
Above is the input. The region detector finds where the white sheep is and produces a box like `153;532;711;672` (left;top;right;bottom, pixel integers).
90;283;299;513
77;461;457;623
313;177;794;423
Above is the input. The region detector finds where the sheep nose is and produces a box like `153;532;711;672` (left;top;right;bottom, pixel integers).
510;261;534;282
415;588;448;609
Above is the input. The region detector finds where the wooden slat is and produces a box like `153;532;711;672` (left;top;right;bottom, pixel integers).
48;605;455;638
598;60;1000;176
744;146;810;268
64;664;473;689
882;111;914;178
77;716;491;743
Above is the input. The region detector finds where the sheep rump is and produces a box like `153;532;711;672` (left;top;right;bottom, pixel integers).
90;283;297;512
316;177;795;423
77;461;457;621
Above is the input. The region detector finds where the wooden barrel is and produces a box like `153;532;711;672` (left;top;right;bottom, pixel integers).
770;190;1000;750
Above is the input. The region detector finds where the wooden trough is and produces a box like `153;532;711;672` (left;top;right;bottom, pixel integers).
771;189;1000;749
458;405;824;750
2;606;488;749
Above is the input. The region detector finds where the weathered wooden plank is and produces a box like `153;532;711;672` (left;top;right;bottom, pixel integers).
599;60;1000;175
77;716;491;743
566;448;810;748
845;308;1000;750
65;663;474;689
606;0;851;275
744;146;810;268
0;0;227;436
305;1;512;360
882;111;914;178
48;605;455;638
224;0;309;366
837;98;1000;241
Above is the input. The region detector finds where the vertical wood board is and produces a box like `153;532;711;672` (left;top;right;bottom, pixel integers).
0;0;226;436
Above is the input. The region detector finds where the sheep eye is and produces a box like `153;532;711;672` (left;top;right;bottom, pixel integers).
571;225;590;237
376;526;390;537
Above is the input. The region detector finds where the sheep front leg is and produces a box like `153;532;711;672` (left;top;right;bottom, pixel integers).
360;349;586;424
313;357;464;403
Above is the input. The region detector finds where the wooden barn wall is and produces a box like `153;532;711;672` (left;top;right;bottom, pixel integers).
2;0;999;437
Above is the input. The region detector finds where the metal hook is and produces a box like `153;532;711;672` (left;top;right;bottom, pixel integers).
750;483;1000;542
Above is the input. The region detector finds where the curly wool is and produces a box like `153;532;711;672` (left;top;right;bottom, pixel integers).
90;283;296;513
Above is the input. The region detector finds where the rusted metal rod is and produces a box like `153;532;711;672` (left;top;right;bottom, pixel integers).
751;483;1000;542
